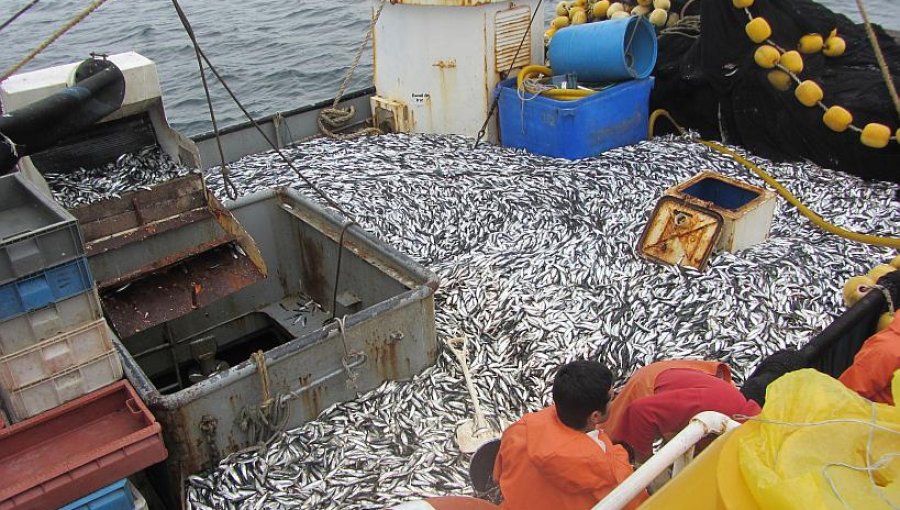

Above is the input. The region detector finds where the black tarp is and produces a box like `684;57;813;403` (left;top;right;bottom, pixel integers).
652;0;900;182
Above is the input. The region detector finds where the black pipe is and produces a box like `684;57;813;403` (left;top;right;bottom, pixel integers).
0;58;126;174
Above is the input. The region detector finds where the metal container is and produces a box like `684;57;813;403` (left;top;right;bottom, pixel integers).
0;173;84;287
665;172;777;253
372;0;543;140
116;187;438;501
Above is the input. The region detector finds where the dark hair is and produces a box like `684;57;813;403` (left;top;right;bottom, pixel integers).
552;360;614;430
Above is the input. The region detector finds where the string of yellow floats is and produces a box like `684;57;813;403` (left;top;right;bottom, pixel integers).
737;0;899;148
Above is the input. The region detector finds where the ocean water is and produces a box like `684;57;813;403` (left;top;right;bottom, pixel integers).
0;0;896;135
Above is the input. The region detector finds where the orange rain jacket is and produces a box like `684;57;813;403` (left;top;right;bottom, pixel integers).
493;406;647;510
839;313;900;405
599;360;730;439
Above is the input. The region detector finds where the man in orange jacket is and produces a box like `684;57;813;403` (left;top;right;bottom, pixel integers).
493;360;647;510
839;312;900;405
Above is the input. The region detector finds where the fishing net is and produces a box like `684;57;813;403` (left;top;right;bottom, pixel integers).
737;369;900;509
652;0;900;182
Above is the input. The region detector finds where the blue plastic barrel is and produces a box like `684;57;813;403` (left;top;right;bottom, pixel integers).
549;17;658;82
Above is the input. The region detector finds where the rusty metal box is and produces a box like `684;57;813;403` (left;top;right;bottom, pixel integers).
665;172;776;253
115;187;438;504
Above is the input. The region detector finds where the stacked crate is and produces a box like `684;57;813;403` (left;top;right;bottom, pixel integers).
0;173;122;422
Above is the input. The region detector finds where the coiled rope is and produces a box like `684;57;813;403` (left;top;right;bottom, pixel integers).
317;0;386;139
648;109;900;249
0;0;109;82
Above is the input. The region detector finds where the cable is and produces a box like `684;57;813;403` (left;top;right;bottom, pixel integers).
1;0;109;82
648;109;900;249
0;0;40;33
168;0;356;222
169;0;237;200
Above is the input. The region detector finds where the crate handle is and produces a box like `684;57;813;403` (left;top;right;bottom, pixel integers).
125;398;142;414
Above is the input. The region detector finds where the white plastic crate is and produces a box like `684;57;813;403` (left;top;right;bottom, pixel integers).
0;319;113;390
1;350;122;421
0;289;103;356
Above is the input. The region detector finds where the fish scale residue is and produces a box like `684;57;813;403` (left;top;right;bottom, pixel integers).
50;134;899;509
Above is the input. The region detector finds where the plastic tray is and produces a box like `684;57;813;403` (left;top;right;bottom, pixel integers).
58;479;133;510
1;350;122;422
0;174;84;288
0;380;167;510
0;319;114;390
0;258;94;323
497;77;654;159
0;289;102;356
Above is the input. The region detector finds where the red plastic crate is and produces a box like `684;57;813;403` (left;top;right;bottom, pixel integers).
0;380;168;510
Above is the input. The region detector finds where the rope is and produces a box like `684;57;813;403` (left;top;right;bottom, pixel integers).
169;0;237;200
317;0;386;139
648;109;900;249
0;0;109;82
238;350;291;445
168;0;357;223
854;0;900;121
252;350;272;408
660;15;701;40
869;284;896;312
0;0;40;33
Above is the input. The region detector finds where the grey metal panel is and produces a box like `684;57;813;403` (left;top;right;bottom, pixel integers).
192;89;375;169
117;187;438;499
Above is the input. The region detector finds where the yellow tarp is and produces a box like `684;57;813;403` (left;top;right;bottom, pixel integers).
738;369;900;510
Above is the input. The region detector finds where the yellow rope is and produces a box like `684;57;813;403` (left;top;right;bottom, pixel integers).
853;0;900;121
0;0;110;82
648;109;900;249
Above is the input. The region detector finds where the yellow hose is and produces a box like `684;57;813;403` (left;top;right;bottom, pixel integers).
648;109;900;249
543;89;594;100
516;65;595;101
517;65;553;90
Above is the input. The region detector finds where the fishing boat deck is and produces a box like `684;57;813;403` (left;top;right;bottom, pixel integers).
46;133;899;510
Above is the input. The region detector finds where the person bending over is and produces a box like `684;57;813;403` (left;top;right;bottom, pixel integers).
493;360;647;510
611;364;761;463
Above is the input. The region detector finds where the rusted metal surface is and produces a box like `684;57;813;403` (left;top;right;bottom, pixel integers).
638;196;723;270
72;174;207;242
495;6;532;73
103;244;265;336
72;173;267;290
665;171;777;253
115;188;438;500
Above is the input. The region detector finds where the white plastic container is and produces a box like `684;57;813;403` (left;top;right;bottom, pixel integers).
2;350;122;421
0;319;113;389
0;289;103;355
665;172;777;253
372;0;543;140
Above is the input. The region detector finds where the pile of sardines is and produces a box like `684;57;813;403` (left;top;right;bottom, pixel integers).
47;134;899;510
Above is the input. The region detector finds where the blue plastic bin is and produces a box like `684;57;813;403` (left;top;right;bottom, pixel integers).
0;257;93;322
496;77;654;159
58;479;134;510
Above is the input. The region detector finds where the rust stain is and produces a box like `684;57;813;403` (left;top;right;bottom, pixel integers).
298;382;324;419
299;233;327;305
432;59;457;69
369;335;401;380
639;197;722;271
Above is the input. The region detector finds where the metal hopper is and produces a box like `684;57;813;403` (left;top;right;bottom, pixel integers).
70;173;267;336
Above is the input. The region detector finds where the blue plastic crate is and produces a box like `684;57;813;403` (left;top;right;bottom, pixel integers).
497;77;654;159
0;257;93;322
57;479;133;510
